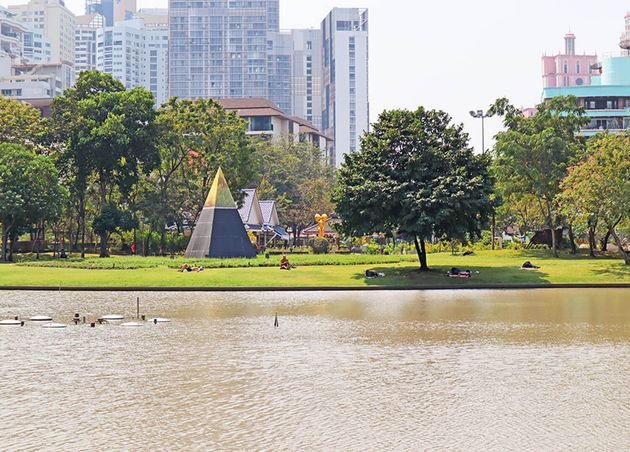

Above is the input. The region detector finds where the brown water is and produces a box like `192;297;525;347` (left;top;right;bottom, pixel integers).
0;289;628;451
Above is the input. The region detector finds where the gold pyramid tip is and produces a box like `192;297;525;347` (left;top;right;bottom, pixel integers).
204;167;236;208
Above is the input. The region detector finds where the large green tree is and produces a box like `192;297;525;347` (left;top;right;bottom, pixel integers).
52;71;159;257
333;108;493;270
559;133;630;264
0;96;44;149
490;96;589;257
0;144;66;261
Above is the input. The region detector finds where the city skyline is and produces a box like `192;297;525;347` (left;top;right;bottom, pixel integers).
2;0;630;151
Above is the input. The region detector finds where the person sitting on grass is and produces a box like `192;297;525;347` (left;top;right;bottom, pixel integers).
448;267;472;278
178;263;192;272
521;261;540;269
280;255;291;270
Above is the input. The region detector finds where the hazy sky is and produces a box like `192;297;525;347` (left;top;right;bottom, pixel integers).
3;0;629;151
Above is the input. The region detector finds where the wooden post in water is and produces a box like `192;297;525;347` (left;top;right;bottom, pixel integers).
274;313;279;328
136;297;140;319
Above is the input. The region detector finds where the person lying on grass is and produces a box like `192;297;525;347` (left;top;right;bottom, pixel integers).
448;267;472;278
365;270;385;278
521;261;540;269
178;263;205;272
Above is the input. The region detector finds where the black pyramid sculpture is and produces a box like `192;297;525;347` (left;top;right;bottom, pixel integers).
185;167;257;259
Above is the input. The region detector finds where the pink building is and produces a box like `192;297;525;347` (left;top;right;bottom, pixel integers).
620;11;630;50
542;34;598;88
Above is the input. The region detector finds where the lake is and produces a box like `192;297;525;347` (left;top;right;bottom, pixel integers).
1;289;628;450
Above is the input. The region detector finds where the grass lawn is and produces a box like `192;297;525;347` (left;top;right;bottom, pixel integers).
0;250;628;288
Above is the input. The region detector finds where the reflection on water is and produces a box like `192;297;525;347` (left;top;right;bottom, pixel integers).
0;289;628;450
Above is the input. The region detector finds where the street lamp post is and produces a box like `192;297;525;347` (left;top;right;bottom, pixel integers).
470;109;496;249
469;109;493;154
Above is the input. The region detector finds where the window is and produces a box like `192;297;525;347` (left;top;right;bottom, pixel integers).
336;21;352;31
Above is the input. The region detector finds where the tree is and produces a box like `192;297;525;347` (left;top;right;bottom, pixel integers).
254;138;335;243
53;71;159;257
0;97;44;149
559;133;630;264
333;108;493;271
0;144;66;261
168;99;257;215
491;96;589;257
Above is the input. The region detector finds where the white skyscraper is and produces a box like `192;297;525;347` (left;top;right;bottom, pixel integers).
321;8;369;166
291;28;323;130
9;0;76;71
96;18;168;105
75;13;103;77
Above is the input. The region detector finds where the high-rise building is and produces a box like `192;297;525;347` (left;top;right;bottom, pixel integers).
86;0;136;26
544;13;630;135
268;31;293;114
168;0;278;100
96;18;168;105
0;6;28;60
86;0;112;25
542;33;598;88
75;13;103;77
9;0;76;71
23;28;52;63
322;8;369;166
291;28;323;129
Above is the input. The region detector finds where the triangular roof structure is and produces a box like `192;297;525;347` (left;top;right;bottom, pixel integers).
259;200;280;226
185;168;256;259
238;189;264;226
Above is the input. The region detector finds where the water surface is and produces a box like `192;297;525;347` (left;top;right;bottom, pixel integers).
0;289;628;450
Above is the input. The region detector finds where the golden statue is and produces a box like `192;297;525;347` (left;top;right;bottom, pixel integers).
314;214;329;238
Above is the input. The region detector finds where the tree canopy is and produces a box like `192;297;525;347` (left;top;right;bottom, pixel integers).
491;96;589;256
0;97;44;149
254;138;335;242
0;144;66;261
52;71;158;256
334;108;493;270
559;133;630;264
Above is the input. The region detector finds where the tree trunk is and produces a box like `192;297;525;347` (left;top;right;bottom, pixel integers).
160;228;167;257
491;212;496;251
1;222;8;262
98;175;108;258
609;226;630;265
79;195;86;258
601;230;610;252
568;223;577;255
9;230;17;262
588;224;596;258
414;236;429;271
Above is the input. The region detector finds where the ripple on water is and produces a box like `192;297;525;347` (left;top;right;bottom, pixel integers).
0;289;629;450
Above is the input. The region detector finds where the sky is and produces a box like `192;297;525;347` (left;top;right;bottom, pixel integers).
3;0;629;151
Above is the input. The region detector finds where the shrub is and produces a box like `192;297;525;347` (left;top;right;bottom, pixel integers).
309;237;330;254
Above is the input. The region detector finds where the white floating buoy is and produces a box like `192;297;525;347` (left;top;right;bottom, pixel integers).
41;323;67;329
120;322;144;327
30;315;53;322
150;318;171;323
102;315;124;321
0;319;22;326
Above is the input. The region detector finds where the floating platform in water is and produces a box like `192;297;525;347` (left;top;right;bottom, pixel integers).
102;315;124;321
41;323;67;329
30;315;53;322
0;319;22;326
151;318;171;323
120;322;144;327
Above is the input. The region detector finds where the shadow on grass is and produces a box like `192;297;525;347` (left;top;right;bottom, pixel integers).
353;264;552;286
590;263;630;279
